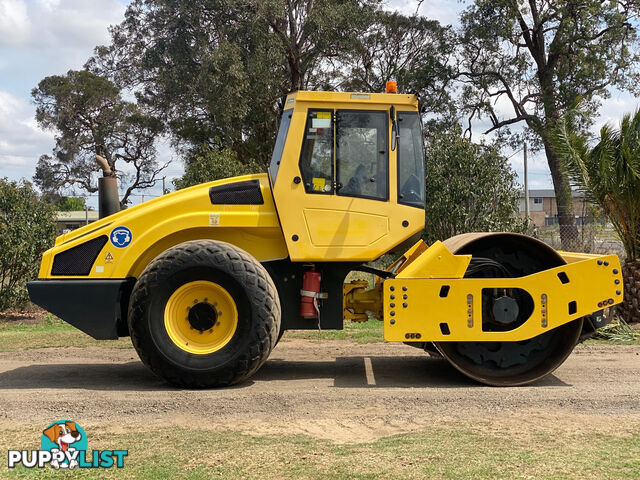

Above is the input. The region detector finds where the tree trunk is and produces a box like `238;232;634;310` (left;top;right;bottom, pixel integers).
542;140;579;250
617;258;640;324
288;52;302;91
536;62;579;250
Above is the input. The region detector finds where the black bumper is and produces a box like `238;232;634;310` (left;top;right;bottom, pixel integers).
27;279;135;339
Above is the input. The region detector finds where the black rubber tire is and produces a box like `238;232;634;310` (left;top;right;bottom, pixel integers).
128;240;281;388
274;327;285;347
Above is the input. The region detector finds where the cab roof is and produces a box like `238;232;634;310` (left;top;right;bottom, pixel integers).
285;90;418;107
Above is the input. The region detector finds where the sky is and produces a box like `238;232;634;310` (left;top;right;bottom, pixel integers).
0;0;637;206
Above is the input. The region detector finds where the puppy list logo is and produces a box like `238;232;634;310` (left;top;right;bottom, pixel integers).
7;421;127;470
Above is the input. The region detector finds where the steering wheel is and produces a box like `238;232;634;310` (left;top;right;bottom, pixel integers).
400;173;422;203
342;164;367;195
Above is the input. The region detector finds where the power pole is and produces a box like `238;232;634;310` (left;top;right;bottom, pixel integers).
524;143;530;227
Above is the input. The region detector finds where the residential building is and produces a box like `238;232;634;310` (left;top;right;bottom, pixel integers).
55;210;99;236
519;189;594;226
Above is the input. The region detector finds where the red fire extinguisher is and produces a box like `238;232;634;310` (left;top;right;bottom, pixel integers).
300;269;322;319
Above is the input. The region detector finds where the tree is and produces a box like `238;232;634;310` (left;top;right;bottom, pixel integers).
87;0;382;168
32;70;167;207
0;179;56;311
173;145;262;190
459;0;640;249
89;0;283;166
55;197;86;211
259;0;380;90
555;108;640;322
339;11;456;117
423;124;526;244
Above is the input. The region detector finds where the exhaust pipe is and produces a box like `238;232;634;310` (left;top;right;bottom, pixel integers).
96;154;120;219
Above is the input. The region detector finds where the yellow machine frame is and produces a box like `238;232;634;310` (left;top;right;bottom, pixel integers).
37;174;288;280
383;247;622;342
28;88;625;387
31;90;623;346
37;90;425;281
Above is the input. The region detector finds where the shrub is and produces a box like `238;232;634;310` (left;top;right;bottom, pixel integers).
0;179;56;310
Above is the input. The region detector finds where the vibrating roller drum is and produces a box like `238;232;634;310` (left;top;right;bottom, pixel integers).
434;233;584;386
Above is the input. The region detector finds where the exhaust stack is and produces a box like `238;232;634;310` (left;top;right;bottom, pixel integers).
96;154;120;219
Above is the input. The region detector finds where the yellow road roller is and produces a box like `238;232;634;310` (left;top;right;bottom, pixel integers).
28;88;623;387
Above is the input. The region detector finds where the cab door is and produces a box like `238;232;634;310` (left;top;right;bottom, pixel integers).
271;103;424;262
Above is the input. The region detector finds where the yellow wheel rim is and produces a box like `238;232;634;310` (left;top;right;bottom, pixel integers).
164;280;238;355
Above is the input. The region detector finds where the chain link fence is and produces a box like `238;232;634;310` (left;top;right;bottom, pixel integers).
531;220;638;325
530;221;626;258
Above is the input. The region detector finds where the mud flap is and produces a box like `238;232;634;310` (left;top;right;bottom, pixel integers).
28;279;135;339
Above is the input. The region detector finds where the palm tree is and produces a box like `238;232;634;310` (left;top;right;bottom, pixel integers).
555;109;640;323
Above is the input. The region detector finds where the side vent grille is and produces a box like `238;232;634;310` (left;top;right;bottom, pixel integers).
52;235;108;276
209;180;264;205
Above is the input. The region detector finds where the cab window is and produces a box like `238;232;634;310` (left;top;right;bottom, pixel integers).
397;112;425;208
298;110;333;194
336;110;388;200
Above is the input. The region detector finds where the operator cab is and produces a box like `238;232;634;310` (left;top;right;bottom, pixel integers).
269;90;426;262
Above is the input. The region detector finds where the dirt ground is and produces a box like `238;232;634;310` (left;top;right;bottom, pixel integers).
0;339;638;443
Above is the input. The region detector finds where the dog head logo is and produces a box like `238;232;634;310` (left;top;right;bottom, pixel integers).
43;421;82;452
41;421;87;469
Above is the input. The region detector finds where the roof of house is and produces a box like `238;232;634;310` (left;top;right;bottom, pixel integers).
522;189;584;199
55;210;100;222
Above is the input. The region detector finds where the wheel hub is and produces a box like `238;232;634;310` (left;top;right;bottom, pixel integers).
491;296;519;325
188;302;218;332
164;280;238;355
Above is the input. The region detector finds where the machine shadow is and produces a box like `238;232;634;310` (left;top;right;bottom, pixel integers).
254;355;571;388
0;356;570;391
0;362;168;391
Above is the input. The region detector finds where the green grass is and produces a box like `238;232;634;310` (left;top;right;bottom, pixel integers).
0;313;385;351
283;319;384;343
586;337;640;345
590;317;640;344
2;312;638;351
1;425;638;479
0;314;131;352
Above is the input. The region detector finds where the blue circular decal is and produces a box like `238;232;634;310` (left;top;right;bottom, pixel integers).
110;227;132;248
